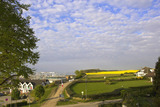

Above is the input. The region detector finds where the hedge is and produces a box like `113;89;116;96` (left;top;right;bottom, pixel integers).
86;88;124;100
99;103;122;107
5;101;27;107
65;81;77;96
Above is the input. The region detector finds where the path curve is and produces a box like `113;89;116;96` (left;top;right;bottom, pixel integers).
41;81;72;107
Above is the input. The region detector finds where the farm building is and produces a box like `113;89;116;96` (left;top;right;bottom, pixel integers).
136;67;154;77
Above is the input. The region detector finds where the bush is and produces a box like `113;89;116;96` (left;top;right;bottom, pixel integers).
66;81;77;96
106;79;112;85
86;88;123;100
11;88;20;100
45;82;55;88
34;85;45;100
99;103;122;107
6;101;27;107
121;86;155;107
120;74;124;76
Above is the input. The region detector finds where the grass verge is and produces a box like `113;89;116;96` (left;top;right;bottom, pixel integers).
22;86;58;107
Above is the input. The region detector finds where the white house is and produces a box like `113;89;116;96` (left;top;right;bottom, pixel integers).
18;79;49;94
136;67;154;77
19;82;33;93
145;72;155;82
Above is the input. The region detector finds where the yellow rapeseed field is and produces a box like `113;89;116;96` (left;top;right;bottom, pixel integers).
86;70;139;75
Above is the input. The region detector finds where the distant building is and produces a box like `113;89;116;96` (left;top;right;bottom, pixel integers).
66;75;75;80
145;72;155;82
46;76;66;83
136;67;154;77
18;79;50;93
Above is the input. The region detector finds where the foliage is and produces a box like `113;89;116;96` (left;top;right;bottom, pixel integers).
22;86;57;107
66;81;77;96
34;85;45;100
75;69;101;79
153;57;160;96
75;70;85;79
121;86;155;107
6;101;27;107
105;79;112;85
11;88;20;100
0;0;39;88
120;73;124;76
99;103;122;107
153;97;160;107
45;82;55;88
86;88;123;100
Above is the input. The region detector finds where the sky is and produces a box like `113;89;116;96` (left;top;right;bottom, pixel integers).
21;0;160;74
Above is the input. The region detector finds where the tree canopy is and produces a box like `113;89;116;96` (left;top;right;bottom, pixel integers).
153;57;160;96
0;0;39;88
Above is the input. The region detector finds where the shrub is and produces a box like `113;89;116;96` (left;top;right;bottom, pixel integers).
105;79;112;85
6;101;27;107
11;88;20;100
120;74;124;76
34;85;45;100
66;81;77;96
121;86;154;106
86;88;124;100
99;103;122;107
45;82;55;88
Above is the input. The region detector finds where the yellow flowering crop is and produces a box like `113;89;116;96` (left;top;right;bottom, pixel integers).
86;70;139;75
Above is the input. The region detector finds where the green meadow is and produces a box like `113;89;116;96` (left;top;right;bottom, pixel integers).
71;80;152;95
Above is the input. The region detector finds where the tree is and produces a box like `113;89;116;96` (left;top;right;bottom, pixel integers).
153;57;160;96
75;70;84;79
11;88;20;100
0;0;39;88
105;79;112;85
34;85;45;100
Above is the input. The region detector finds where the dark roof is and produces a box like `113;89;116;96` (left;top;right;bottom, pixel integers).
141;67;153;73
145;72;155;77
19;79;48;86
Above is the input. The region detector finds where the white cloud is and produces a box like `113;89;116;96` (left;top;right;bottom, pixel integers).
21;0;160;73
106;0;153;8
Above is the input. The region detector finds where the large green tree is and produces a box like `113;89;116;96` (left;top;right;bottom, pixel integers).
153;57;160;96
0;0;39;88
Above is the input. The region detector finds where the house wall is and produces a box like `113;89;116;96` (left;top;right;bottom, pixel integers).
19;82;33;94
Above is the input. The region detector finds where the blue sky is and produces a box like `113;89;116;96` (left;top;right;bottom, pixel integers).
22;0;160;74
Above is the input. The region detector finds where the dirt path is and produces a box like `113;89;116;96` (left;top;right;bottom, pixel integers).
41;81;71;107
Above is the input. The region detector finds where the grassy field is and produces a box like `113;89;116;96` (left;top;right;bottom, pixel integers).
71;80;152;95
